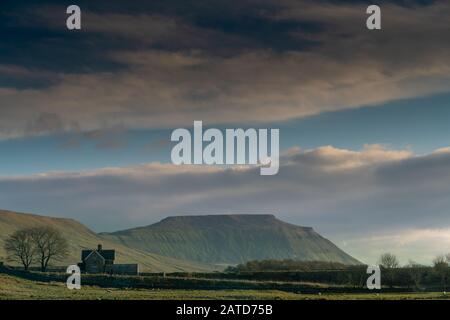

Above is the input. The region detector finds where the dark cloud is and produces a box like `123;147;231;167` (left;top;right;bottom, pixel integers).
0;1;448;139
1;0;443;72
0;0;320;73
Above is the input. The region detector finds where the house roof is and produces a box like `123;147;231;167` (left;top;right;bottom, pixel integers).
84;250;105;263
82;249;115;261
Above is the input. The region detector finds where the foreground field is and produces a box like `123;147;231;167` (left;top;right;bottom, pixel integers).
0;274;449;300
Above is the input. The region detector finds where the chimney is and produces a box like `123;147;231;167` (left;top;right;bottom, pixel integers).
97;244;102;251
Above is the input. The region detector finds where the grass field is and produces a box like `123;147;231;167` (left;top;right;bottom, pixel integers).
1;274;449;300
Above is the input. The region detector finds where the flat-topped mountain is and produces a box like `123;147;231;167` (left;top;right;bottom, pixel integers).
102;214;360;265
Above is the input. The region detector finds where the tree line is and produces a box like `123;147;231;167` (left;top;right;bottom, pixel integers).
225;260;350;272
226;253;450;290
3;226;68;272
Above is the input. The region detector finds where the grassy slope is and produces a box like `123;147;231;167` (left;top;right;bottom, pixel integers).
0;210;218;272
0;273;448;300
102;215;360;265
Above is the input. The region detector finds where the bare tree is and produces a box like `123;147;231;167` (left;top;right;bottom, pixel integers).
4;228;36;270
434;255;447;265
405;260;425;289
445;254;450;263
433;255;449;292
30;226;68;272
378;253;400;269
378;253;400;288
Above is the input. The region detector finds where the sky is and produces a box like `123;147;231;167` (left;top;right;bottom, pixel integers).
0;0;450;264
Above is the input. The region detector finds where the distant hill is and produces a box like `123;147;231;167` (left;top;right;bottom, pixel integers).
101;214;360;265
0;210;218;272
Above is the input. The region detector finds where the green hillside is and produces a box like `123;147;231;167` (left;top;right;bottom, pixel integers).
0;210;218;272
101;214;360;265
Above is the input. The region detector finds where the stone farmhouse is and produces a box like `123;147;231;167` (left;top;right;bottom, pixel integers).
79;244;139;275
